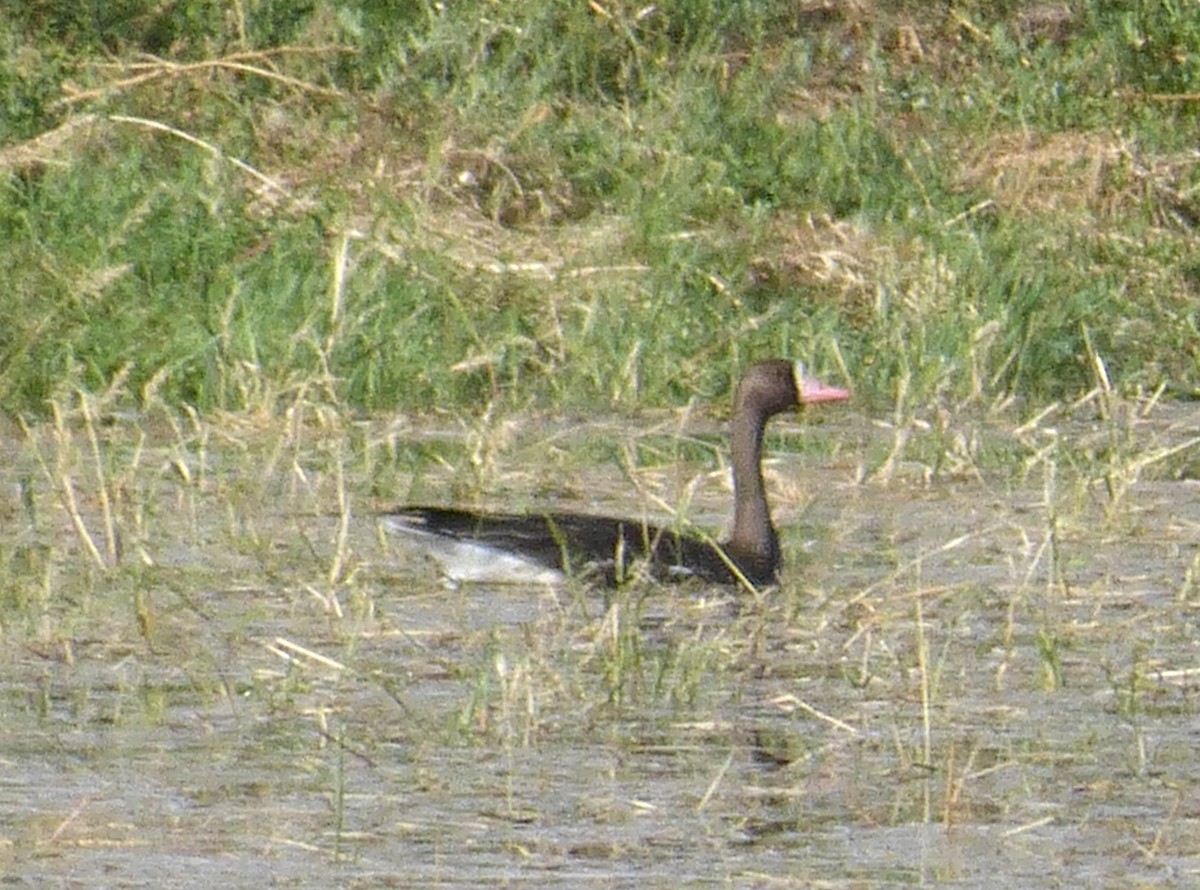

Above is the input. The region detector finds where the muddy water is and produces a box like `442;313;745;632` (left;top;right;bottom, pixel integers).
0;405;1197;887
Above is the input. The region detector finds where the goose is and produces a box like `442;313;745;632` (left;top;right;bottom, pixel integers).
383;360;848;588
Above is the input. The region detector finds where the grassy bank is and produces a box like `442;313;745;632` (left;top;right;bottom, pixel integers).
1;1;1198;421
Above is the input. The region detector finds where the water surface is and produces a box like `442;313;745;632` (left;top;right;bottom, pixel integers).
0;404;1197;887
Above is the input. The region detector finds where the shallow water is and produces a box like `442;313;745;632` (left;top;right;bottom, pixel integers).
0;404;1198;887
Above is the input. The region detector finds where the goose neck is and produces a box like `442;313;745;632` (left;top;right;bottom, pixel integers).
729;404;775;557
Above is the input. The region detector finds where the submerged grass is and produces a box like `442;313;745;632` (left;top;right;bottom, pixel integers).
1;382;1197;881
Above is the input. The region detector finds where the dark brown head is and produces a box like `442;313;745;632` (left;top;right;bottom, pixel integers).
735;360;850;419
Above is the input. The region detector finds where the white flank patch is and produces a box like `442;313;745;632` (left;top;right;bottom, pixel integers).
382;518;567;585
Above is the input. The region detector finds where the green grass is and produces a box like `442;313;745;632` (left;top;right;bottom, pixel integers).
2;0;1197;423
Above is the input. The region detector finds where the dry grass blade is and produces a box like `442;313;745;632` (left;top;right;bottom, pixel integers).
696;750;734;811
109;114;291;199
54;46;355;110
58;475;107;570
78;391;119;566
268;637;347;671
1002;815;1057;837
845;521;1012;607
18;405;110;570
771;694;860;735
48;797;92;845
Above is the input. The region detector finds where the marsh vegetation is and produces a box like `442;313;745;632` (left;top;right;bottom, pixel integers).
1;1;1199;885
